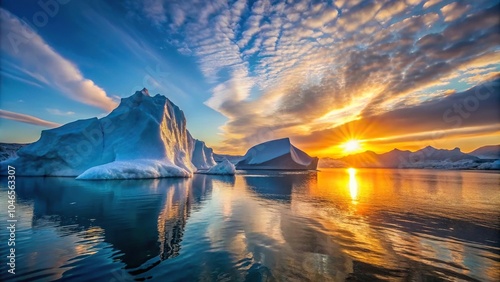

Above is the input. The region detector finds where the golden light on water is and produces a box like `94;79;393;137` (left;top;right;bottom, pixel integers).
348;168;358;202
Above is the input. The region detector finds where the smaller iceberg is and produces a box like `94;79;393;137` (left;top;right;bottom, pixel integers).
204;159;236;175
191;139;217;169
236;138;318;170
477;160;500;170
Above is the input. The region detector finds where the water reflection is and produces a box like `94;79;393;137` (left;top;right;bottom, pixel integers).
0;169;498;281
243;171;311;202
0;176;213;281
348;168;358;202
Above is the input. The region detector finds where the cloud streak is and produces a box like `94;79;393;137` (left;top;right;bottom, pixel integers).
46;108;75;116
0;8;117;112
0;109;61;128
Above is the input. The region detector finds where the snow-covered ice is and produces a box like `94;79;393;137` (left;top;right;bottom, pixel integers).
203;159;236;175
76;159;190;179
236;138;318;170
0;89;213;179
0;143;26;161
477;160;500;170
191;139;217;169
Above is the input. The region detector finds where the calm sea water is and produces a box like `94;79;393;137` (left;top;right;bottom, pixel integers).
0;169;499;281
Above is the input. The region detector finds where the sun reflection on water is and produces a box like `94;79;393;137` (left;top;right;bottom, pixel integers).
348;168;358;202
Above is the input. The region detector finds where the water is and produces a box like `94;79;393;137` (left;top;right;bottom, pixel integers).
0;169;499;281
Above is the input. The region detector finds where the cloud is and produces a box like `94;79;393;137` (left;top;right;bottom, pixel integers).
0;109;61;128
131;0;500;155
423;0;441;9
460;70;500;84
46;108;75;116
359;5;499;115
337;1;383;32
0;8;118;112
0;70;44;88
294;78;500;149
375;1;408;23
142;0;167;25
302;8;338;28
367;124;500;146
441;2;471;22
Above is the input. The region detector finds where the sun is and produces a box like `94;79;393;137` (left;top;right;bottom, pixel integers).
343;140;361;153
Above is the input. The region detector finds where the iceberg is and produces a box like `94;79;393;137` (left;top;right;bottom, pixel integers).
492;160;500;170
1;89;213;179
191;139;217;169
213;153;243;164
204;159;236;175
235;138;318;170
477;160;500;170
0;143;26;161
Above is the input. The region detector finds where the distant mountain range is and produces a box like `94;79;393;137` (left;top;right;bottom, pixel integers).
319;145;500;170
468;145;500;159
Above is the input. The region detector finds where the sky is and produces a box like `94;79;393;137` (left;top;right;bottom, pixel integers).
0;0;499;158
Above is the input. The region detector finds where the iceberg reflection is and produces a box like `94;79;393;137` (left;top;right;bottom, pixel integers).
1;169;498;281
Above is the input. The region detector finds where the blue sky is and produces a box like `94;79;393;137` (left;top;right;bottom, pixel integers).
0;0;499;156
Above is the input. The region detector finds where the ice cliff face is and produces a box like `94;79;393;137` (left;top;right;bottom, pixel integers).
1;89;216;179
191;139;217;169
0;143;26;161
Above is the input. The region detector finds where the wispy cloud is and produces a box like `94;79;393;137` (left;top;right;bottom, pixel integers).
367;124;500;147
0;8;118;112
46;108;75;116
0;70;44;88
441;2;471;22
423;0;442;9
0;109;61;128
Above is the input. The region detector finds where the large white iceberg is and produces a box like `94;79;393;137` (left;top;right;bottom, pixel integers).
1;89;216;179
235;138;318;170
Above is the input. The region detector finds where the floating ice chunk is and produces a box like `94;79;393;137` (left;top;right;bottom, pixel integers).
204;159;236;175
76;159;191;179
